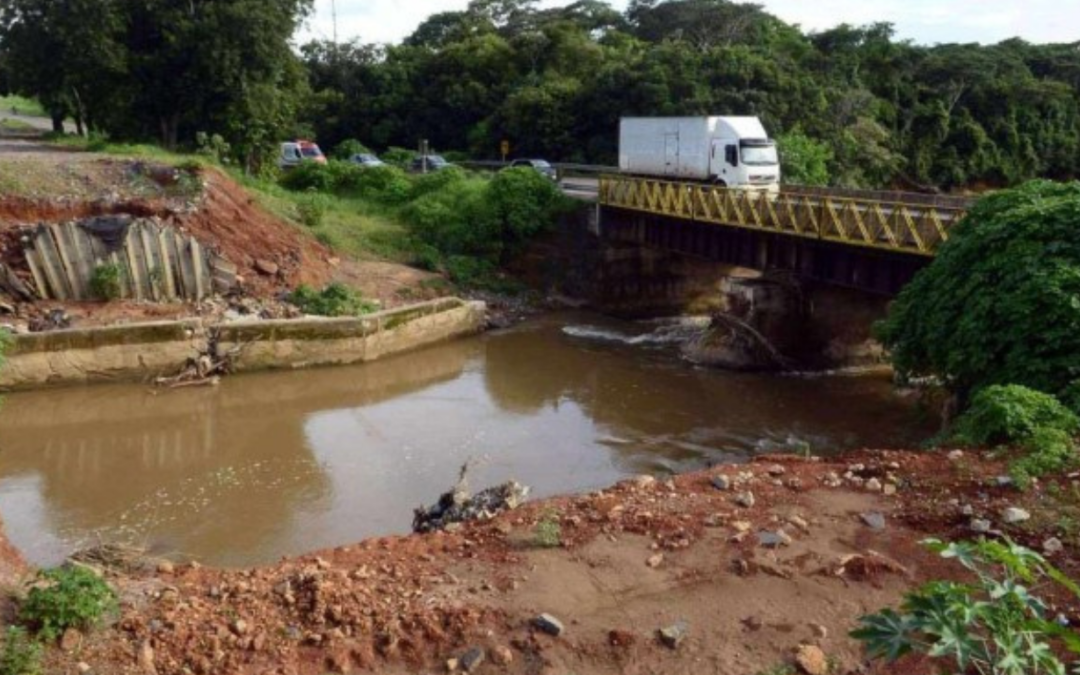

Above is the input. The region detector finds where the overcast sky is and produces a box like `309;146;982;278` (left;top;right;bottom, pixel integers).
299;0;1080;46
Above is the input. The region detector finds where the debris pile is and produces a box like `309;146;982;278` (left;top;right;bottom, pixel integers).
413;464;530;533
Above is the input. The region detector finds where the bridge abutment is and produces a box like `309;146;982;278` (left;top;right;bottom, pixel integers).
522;205;893;369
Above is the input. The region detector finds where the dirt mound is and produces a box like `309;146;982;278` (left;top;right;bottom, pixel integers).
0;165;337;303
175;168;335;296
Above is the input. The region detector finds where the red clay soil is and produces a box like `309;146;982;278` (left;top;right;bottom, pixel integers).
173;169;335;297
6;449;1076;675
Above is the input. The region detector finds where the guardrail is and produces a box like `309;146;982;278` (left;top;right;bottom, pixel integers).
599;174;970;257
456;161;616;181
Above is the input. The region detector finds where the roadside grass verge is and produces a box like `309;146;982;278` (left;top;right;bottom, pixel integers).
0;95;46;117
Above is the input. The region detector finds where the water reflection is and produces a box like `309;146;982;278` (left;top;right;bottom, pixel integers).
0;313;926;566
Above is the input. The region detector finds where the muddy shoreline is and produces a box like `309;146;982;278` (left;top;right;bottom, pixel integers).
2;448;1074;675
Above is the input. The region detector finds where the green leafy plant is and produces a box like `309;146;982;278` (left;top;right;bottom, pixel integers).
288;283;377;317
951;385;1080;447
878;181;1080;403
0;627;42;675
948;385;1080;487
1010;428;1080;489
19;566;118;641
295;192;330;228
852;539;1080;675
195;131;232;164
89;263;124;301
533;510;562;548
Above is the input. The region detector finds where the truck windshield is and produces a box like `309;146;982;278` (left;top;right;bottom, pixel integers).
741;145;778;166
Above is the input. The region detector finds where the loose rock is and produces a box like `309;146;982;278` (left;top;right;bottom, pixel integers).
971;518;992;533
795;644;829;675
865;478;883;492
491;646;513;666
734;491;756;508
658;621;688;649
254;259;279;276
711;475;732;491
60;628;83;651
860;512;886;530
1044;537;1064;555
1002;507;1031;524
758;530;792;548
646;553;664;568
459;647;485;673
633;475;656;489
533;613;565;637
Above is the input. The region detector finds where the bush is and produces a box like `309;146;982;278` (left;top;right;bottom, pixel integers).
19;566;118;640
89;263;124;301
853;539;1080;673
352;165;412;204
878;180;1080;402
288;283;377;317
444;255;499;288
410;166;467;200
486;167;567;255
280;161;336;192
1010;427;1079;488
951;384;1079;447
0;627;42;675
400;179;499;259
195;131;231;165
295;192;330;228
331;139;370;160
381;147;417;168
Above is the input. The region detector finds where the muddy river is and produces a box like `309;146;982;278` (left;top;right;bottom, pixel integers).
0;313;929;567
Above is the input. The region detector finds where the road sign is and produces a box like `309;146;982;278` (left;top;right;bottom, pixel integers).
500;140;510;161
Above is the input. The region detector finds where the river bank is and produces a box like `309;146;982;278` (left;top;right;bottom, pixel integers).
3;447;1075;675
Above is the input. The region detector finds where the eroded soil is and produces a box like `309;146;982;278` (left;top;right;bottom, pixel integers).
0;143;441;328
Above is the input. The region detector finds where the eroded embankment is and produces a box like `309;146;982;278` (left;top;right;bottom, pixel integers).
1;449;1074;675
0;298;486;390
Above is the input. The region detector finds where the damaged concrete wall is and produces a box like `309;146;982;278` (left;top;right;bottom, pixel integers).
0;299;487;391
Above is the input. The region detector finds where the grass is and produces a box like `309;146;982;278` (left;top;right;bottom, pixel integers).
228;171;420;263
0;118;36;132
0;95;46;118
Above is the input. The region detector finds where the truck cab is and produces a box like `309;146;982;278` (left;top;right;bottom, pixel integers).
709;118;780;191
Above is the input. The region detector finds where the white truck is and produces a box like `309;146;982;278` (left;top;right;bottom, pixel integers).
619;116;780;191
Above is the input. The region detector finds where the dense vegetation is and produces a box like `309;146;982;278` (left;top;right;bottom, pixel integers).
3;0;1080;190
879;181;1080;403
279;160;572;287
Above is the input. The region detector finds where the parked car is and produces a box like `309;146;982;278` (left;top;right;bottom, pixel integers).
278;140;327;169
508;158;557;181
349;153;386;168
409;155;453;173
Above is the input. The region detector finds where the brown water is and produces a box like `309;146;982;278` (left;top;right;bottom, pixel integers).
0;313;928;567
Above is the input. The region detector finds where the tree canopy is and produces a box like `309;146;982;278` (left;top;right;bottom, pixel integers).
4;0;1080;189
878;180;1080;401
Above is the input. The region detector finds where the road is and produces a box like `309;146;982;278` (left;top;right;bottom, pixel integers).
560;177;599;201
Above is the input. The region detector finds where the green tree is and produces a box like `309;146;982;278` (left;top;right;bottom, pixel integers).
777;129;832;186
878;180;1080;402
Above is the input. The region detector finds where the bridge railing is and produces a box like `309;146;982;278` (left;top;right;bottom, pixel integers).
599;175;971;257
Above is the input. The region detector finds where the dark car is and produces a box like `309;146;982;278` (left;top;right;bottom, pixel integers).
508;158;557;181
409;155;452;173
349;153;386;168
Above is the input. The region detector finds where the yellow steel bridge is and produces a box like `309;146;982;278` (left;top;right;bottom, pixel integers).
598;175;971;257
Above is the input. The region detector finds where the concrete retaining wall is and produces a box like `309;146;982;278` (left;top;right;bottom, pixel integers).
0;298;486;391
